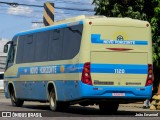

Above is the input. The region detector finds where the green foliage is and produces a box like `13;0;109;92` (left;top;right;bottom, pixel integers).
93;0;148;19
93;0;160;88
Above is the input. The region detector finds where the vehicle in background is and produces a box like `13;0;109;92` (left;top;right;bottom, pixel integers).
0;40;8;90
0;72;4;89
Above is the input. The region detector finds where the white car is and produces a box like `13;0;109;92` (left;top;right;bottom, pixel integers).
0;72;4;89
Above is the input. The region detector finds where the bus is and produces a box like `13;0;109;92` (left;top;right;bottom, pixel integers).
4;15;153;113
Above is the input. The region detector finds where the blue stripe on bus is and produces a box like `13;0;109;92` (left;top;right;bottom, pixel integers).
5;80;152;100
91;64;148;74
91;34;148;45
80;81;152;99
14;21;83;37
4;64;148;79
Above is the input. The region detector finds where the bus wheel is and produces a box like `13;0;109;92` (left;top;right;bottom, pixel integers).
49;88;60;111
49;89;69;111
99;102;119;114
10;89;24;107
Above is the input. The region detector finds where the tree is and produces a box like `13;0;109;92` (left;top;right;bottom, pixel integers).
93;0;160;92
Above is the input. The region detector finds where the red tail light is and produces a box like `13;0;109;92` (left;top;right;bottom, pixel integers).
145;64;153;86
81;62;92;85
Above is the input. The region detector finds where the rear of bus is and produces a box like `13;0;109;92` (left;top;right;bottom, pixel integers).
80;18;153;103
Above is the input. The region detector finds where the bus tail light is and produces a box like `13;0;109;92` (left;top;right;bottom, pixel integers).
89;21;92;25
81;62;92;85
145;64;153;86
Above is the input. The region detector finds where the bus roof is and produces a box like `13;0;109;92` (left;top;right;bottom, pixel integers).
14;15;149;38
14;20;83;37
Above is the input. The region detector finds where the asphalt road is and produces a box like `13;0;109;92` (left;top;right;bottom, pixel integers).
0;93;160;120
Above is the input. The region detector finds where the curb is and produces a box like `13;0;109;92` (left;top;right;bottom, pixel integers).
120;104;142;108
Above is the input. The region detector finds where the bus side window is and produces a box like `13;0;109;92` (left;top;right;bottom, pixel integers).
22;34;36;63
48;29;63;61
16;36;25;64
6;37;17;69
62;24;83;59
52;29;60;40
35;31;49;62
27;35;33;44
8;46;15;63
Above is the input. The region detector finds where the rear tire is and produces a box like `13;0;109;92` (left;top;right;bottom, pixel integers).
49;88;69;111
99;102;119;114
10;89;24;107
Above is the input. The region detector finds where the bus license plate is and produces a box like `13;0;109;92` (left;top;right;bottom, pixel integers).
112;93;125;96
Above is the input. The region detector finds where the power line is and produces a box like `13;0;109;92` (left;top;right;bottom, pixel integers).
0;1;43;7
56;0;92;4
56;6;94;12
55;1;92;5
0;7;89;19
0;7;88;16
0;1;94;12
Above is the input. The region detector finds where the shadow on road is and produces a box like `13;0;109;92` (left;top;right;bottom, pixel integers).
20;104;145;117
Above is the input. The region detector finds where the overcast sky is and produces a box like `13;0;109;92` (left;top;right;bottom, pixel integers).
0;0;95;40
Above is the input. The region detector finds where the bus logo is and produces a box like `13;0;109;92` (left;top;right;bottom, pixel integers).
117;35;124;41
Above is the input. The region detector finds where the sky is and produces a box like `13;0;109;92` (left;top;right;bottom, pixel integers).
0;0;95;40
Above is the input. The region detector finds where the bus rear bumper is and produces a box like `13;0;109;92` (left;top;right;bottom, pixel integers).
80;82;152;100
